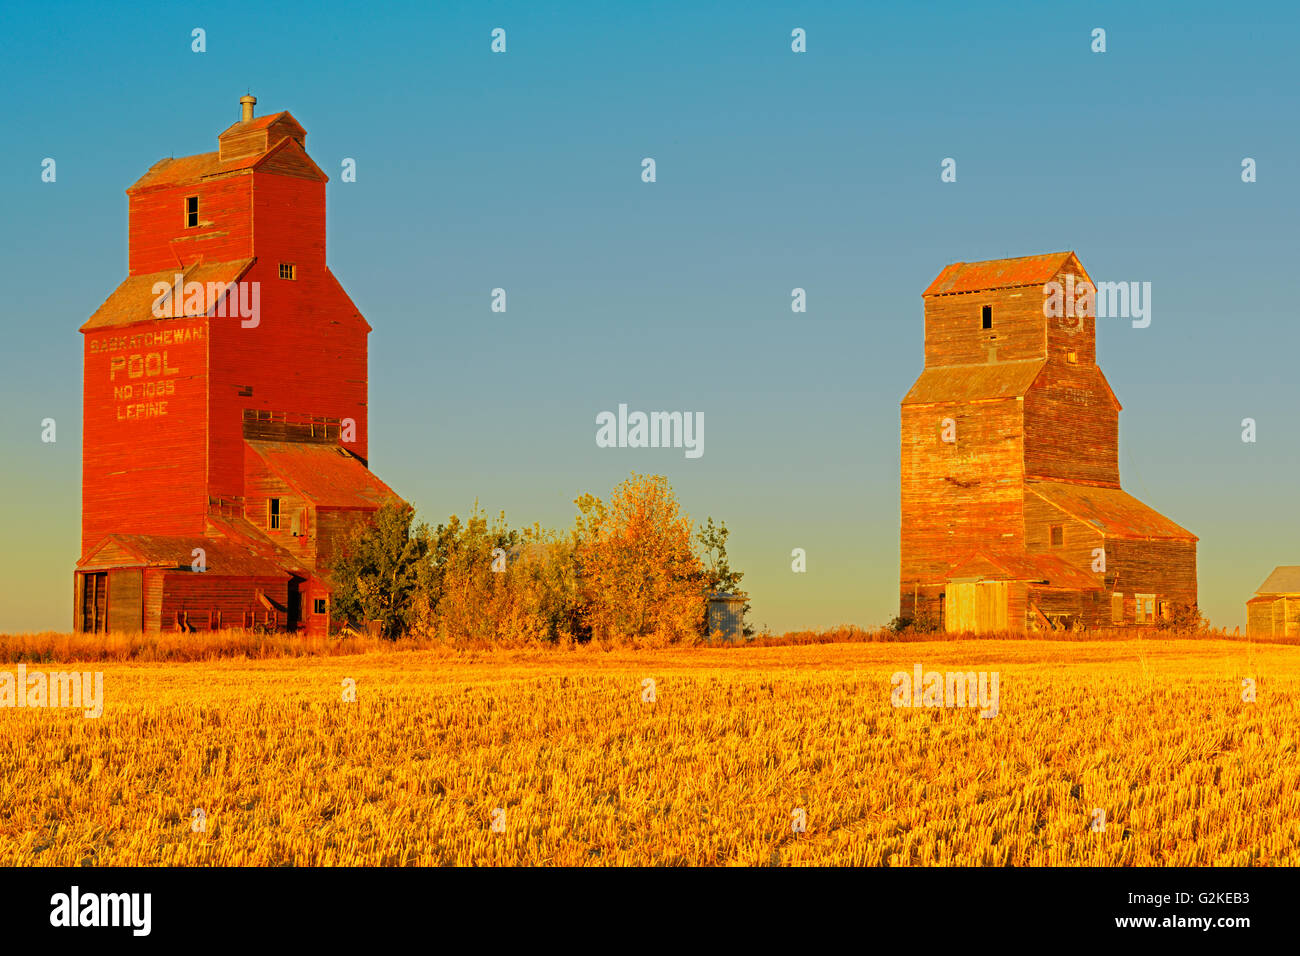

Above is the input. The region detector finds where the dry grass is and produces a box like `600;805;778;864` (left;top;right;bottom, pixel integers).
0;629;430;663
1;638;1296;865
1;623;1287;665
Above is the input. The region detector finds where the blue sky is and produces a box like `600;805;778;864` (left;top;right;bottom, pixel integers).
1;0;1297;632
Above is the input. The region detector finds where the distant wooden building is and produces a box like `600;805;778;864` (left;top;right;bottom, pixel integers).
1246;567;1300;637
900;252;1197;632
75;96;402;636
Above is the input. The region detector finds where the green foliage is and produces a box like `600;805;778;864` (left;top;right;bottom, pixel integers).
886;613;941;635
1156;601;1205;632
697;516;752;636
326;483;750;646
327;503;433;640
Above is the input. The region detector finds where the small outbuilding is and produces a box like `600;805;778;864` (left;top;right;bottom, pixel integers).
1246;567;1300;637
707;593;747;641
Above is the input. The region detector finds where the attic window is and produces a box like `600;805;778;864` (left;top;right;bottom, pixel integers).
279;263;296;280
1066;350;1078;364
185;196;199;228
268;498;281;530
1049;524;1064;548
981;305;992;329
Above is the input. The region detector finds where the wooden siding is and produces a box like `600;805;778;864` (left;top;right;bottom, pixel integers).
1104;539;1198;612
81;319;210;552
106;568;143;632
900;397;1026;589
243;447;316;568
923;289;1046;368
315;508;371;570
128;174;253;275
945;581;1007;633
143;568;165;633
1023;492;1105;580
206;171;370;500
1043;259;1096;365
1023;362;1120;486
159;571;296;631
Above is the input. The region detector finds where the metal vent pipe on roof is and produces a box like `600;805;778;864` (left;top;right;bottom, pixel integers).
240;94;256;123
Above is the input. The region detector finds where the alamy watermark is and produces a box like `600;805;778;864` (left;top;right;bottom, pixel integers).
891;664;999;718
1043;275;1151;328
151;274;260;328
0;665;104;718
50;886;150;936
596;404;703;459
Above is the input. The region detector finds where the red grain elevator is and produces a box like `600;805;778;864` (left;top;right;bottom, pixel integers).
75;96;402;636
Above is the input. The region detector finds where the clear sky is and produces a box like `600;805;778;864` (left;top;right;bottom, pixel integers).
1;0;1296;633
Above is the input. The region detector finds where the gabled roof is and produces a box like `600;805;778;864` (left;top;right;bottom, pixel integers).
217;110;305;138
1027;480;1197;541
1254;566;1300;595
947;550;1101;590
246;441;404;509
924;252;1085;297
205;515;312;577
81;259;254;332
77;533;291;578
129;124;325;192
902;359;1045;405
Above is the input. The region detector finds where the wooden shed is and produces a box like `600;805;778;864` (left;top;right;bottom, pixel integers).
75;96;403;636
1246;566;1300;637
900;252;1197;632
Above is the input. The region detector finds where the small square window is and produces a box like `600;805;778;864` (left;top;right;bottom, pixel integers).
279;263;296;280
268;497;281;530
185;196;199;228
1049;525;1064;548
981;305;992;329
313;598;327;615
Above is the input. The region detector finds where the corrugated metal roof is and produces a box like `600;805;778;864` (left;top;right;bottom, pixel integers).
1027;480;1197;541
924;252;1076;296
902;359;1044;405
947;550;1101;590
1255;566;1300;595
77;533;291;577
246;441;404;509
81;259;255;331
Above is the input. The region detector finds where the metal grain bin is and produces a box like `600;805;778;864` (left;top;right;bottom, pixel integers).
707;592;746;641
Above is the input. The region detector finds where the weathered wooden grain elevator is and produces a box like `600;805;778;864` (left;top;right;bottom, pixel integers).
900;252;1197;632
75;96;402;635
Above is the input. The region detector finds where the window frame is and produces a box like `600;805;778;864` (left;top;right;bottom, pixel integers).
268;497;281;530
185;195;200;228
1049;524;1064;548
278;262;297;280
981;305;992;330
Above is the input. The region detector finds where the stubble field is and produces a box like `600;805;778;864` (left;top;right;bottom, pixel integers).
1;638;1297;865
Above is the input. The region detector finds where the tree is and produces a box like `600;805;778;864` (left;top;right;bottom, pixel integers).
573;474;705;645
697;517;752;636
327;502;433;639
